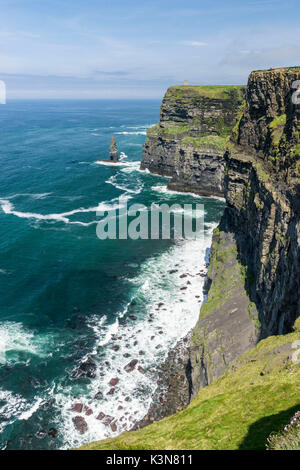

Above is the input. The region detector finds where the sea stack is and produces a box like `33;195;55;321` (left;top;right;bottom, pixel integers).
110;136;118;162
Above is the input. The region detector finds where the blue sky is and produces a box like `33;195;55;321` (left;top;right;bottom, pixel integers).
0;0;299;99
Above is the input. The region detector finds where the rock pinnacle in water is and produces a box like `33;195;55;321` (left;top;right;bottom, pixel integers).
110;136;118;162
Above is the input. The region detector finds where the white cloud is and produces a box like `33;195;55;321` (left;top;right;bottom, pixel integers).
180;41;207;47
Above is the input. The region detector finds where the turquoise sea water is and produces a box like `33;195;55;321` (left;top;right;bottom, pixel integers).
0;100;225;449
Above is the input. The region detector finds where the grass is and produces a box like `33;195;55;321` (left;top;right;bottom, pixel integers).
252;66;300;74
163;125;190;135
267;411;300;450
267;427;300;450
231;100;246;142
146;124;189;137
181;135;228;152
198;228;241;320
77;330;300;450
269;114;286;147
166;85;245;101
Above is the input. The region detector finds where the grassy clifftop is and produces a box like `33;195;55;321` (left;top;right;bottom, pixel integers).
165;85;245;101
78;328;300;450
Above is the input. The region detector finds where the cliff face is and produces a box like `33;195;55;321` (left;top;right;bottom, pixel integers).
141;85;245;196
189;226;260;395
225;68;300;336
189;67;300;393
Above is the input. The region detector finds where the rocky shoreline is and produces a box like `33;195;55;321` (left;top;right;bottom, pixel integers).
132;332;192;430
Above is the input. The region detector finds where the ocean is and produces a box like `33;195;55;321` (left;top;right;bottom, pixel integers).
0;99;225;449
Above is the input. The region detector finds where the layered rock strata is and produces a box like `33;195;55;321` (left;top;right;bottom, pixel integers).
141;85;246;196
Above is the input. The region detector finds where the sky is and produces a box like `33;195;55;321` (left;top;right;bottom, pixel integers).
0;0;299;99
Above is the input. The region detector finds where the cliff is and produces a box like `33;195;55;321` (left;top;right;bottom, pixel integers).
80;69;300;451
141;85;246;196
189;67;300;394
225;67;300;335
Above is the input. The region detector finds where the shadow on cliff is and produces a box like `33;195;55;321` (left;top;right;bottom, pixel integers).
238;405;299;450
219;207;268;342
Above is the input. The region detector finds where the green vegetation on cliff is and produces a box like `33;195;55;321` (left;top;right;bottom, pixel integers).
78;330;300;450
165;85;245;101
181;135;228;152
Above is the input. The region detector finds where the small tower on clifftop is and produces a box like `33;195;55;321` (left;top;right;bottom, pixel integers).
184;80;189;86
110;136;118;162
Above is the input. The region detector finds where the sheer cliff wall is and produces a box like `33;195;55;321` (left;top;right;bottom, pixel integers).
141;85;245;197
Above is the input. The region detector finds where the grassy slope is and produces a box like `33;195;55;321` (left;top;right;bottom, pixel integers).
78;330;300;450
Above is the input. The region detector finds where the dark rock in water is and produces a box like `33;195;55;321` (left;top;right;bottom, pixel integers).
94;391;103;400
110;136;118;162
107;387;115;395
36;430;46;439
180;286;187;290
96;411;105;421
71;403;83;413
124;359;138;372
112;345;120;351
42;400;54;409
155;344;162;349
133;340;138;346
48;428;58;438
109;377;119;386
71;357;97;379
117;405;123;410
110;421;118;432
138;366;146;374
139;350;145;355
123;353;131;358
129;315;137;321
125;396;131;402
102;415;114;426
84;406;93;416
72;416;88;434
157;302;164;308
168;269;178;274
180;274;187;278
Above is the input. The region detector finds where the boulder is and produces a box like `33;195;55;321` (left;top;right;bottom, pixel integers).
84;406;93;416
72;416;88;434
110;421;118;432
124;359;138;372
103;415;114;426
109;377;119;386
71;403;83;413
71;357;97;379
48;428;58;438
129;315;137;321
